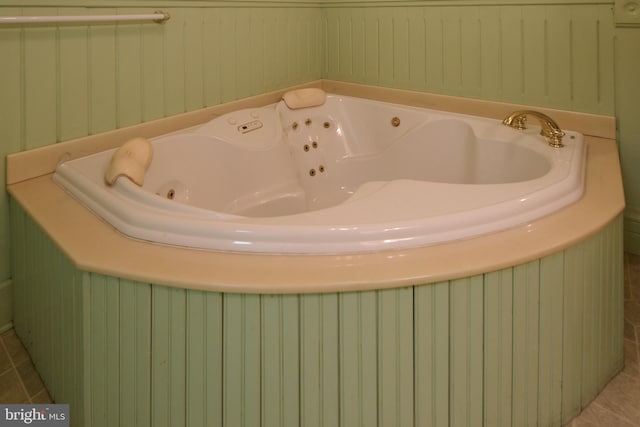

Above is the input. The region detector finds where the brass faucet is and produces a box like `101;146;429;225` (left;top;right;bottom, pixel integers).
502;110;565;148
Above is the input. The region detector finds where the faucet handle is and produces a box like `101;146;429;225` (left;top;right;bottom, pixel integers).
502;112;528;129
511;115;527;130
544;128;565;148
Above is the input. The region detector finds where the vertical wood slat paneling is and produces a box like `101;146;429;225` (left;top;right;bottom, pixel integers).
9;199;624;427
140;9;165;123
185;290;206;427
339;291;377;427
234;10;253;101
58;8;89;142
322;4;615;115
0;8;22;283
521;6;548;107
48;235;63;407
449;276;484;427
8;201;83;424
152;286;187;427
184;290;224;427
484;269;513;427
580;225;601;404
223;294;261;427
88;10;117;135
562;239;587;421
414;282;450;427
79;274;153;427
262;294;300;427
300;294;339;427
545;5;573;109
377;287;414;427
182;9;205;113
118;280;151;427
538;252;565;427
22;7;57;151
441;7;463;94
392;8;411;89
116;14;143;128
512;260;541;426
163;7;186;117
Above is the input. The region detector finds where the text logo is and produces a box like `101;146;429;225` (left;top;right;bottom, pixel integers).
0;405;69;426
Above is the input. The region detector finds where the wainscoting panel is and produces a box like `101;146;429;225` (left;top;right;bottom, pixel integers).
322;4;615;115
10;199;624;427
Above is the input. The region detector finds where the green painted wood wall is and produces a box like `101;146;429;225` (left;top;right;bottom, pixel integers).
321;4;615;115
10;199;624;427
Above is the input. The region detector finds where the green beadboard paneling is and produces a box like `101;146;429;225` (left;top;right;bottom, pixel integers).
152;286;187;427
300;293;340;427
88;13;118;134
338;291;377;427
9;200;86;425
538;252;565;427
9;199;625;427
322;4;615;115
261;294;300;427
0;8;22;284
223;293;261;427
483;269;513;427
511;260;541;425
449;276;484;427
563;238;588;420
413;281;450;427
22;8;58;150
616;28;640;246
377;287;414;427
58;9;89;141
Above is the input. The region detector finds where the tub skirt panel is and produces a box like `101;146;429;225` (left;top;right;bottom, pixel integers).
10;199;624;427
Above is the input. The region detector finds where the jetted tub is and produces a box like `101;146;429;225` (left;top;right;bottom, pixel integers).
53;94;586;254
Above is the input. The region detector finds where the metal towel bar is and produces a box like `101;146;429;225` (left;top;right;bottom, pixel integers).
0;11;170;25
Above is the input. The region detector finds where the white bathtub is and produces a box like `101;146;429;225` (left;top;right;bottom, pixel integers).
53;94;586;254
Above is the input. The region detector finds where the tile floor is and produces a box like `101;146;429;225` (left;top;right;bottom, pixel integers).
0;328;51;404
0;254;639;425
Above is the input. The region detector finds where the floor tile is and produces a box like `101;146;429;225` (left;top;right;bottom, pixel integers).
590;371;640;424
0;341;12;375
625;300;640;327
15;359;46;399
569;402;638;427
625;319;636;341
31;389;53;404
622;338;639;377
1;329;31;366
0;369;29;403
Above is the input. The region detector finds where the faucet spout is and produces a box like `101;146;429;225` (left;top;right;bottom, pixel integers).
502;110;565;148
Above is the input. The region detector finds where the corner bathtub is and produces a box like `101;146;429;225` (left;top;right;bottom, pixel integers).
53;94;586;254
8;84;623;427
